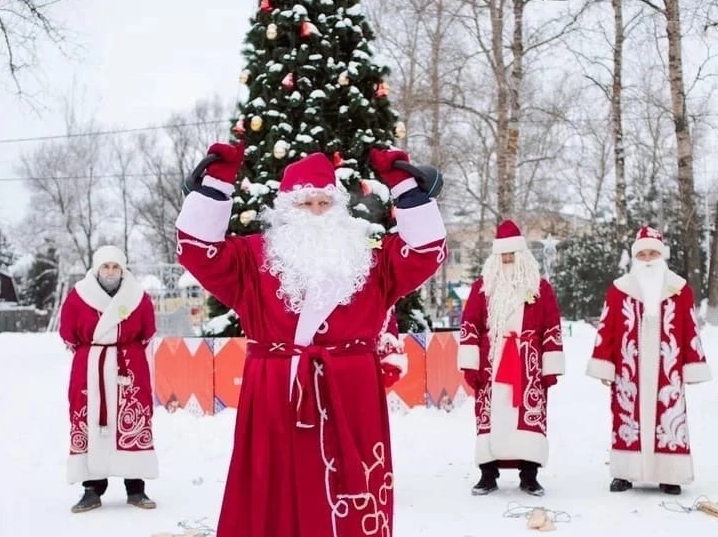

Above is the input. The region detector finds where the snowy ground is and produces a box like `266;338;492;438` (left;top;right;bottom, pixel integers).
2;322;717;536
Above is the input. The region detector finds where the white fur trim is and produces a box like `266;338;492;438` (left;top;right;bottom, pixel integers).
68;345;158;483
474;383;548;466
542;351;565;376
631;237;666;258
202;175;235;197
381;353;408;376
492;235;527;254
683;361;712;384
609;450;694;485
614;270;686;303
458;344;479;370
176;191;233;242
390;178;419;198
394;200;446;248
68;451;159;483
586;357;615;381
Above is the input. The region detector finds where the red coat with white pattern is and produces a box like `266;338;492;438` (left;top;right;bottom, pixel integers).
59;271;158;483
586;270;710;484
458;277;564;467
176;190;446;537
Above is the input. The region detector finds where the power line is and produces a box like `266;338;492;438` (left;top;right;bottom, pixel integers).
0;172;184;183
0;120;228;145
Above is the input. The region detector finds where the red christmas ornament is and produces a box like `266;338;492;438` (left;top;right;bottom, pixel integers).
281;72;294;90
260;0;272;13
301;21;319;37
332;151;344;167
360;180;372;196
232;118;245;136
374;81;389;98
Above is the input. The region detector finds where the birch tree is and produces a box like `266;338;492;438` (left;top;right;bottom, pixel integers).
637;0;702;299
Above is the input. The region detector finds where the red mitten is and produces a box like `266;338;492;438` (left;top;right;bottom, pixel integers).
369;147;415;191
542;374;558;389
382;363;402;388
202;142;245;196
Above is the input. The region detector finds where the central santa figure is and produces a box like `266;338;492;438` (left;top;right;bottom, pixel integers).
175;142;446;537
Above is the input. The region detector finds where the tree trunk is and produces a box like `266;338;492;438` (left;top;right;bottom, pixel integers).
706;197;718;324
611;0;628;247
492;0;518;221
503;0;524;224
664;0;702;303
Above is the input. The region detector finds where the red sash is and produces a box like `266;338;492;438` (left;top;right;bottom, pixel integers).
494;332;523;407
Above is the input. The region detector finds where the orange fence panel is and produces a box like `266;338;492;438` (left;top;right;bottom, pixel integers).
153;337;214;415
152;331;469;413
213;337;247;410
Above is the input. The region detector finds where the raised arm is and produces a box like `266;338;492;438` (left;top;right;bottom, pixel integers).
175;142;252;309
368;147;447;305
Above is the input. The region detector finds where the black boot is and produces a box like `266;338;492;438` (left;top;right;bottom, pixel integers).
125;479;157;509
471;461;499;496
659;483;682;495
610;478;632;492
519;461;545;497
71;487;101;513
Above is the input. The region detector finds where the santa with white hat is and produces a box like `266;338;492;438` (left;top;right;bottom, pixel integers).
586;225;711;495
458;219;565;497
175;142;447;537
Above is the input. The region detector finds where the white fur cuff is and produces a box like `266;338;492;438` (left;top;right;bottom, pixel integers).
394;200;446;247
542;351;565;376
683;362;712;384
585;357;615;381
391;178;419;198
458;344;479;370
202;175;235;197
176;192;233;243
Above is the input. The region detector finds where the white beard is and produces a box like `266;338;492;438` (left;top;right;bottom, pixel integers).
261;202;374;314
481;251;541;353
631;258;667;317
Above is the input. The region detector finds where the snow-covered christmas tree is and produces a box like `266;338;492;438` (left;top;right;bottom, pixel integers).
205;0;430;335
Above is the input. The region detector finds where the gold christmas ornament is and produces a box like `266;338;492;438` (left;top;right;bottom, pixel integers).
266;23;278;39
394;122;406;139
273;140;290;159
250;116;263;131
338;71;349;86
239;70;250;84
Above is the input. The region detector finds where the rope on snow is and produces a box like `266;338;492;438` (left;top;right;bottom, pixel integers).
660;496;718;518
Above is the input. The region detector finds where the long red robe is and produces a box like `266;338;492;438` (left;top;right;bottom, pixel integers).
586;270;711;485
59;270;158;483
176;191;446;537
458;277;564;467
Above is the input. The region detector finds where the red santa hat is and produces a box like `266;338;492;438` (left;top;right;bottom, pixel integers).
278;152;337;193
631;226;669;258
492;220;528;254
92;245;127;274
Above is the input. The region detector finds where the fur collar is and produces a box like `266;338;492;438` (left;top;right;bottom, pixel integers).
613;269;686;303
74;269;144;344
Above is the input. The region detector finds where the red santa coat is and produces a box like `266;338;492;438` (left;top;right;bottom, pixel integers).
458;277;564;467
586;270;711;485
176;192;446;537
59;270;158;483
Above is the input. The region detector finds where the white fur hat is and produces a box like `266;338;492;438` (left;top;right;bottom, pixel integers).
92;245;127;274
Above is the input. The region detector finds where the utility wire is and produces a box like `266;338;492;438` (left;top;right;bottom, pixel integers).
0;120;228;145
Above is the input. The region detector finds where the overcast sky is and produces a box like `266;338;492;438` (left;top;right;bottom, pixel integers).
0;0;253;227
